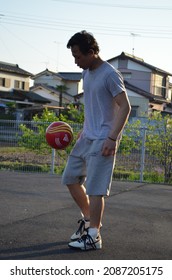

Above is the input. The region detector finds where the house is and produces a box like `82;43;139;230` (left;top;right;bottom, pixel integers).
71;52;172;118
30;84;74;105
0;61;32;91
32;69;82;107
108;52;172;117
1;52;172;121
0;61;52;120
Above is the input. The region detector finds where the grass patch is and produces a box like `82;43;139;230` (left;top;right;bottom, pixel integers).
113;169;166;183
0;147;27;153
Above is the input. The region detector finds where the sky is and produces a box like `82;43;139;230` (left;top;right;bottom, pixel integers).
0;0;172;75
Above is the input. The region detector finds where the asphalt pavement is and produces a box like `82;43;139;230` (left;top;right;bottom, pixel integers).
0;171;172;260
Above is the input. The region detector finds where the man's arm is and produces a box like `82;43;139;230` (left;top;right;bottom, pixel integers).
109;91;131;140
102;91;131;156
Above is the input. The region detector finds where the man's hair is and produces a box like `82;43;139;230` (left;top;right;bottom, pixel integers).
67;30;100;55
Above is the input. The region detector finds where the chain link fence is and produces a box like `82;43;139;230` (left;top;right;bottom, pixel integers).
0;120;171;184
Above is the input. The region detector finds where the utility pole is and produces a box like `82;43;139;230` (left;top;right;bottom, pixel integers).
59;87;62;116
56;85;68;116
54;41;62;72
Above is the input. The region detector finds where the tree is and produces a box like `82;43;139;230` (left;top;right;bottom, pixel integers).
56;85;69;116
119;113;172;183
119;119;142;155
146;112;172;183
18;108;59;153
61;103;84;124
18;107;83;154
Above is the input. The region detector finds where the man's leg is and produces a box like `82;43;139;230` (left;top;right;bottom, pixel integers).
67;183;90;219
68;193;103;250
89;195;104;229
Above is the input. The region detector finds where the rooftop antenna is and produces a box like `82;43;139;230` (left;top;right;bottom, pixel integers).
130;33;140;56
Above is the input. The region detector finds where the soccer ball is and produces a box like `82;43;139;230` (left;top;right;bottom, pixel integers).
45;121;73;149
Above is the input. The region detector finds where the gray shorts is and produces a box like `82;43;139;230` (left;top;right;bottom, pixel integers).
61;136;118;196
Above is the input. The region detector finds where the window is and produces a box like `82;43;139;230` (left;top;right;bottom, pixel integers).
153;75;166;97
0;78;5;87
14;80;20;89
21;81;25;90
121;72;132;79
14;80;26;90
129;106;139;118
0;78;10;88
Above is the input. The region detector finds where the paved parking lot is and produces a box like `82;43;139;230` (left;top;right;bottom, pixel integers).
0;171;172;260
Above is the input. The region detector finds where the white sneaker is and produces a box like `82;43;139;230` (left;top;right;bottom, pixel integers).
70;219;90;241
68;232;102;250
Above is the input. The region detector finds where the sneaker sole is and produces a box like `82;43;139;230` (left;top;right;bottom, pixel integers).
68;242;102;250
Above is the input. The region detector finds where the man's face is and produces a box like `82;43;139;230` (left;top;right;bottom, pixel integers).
71;45;93;70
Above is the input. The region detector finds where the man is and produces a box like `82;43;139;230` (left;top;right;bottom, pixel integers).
62;30;131;250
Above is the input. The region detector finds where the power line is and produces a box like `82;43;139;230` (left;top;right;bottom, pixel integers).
52;0;172;10
1;12;172;39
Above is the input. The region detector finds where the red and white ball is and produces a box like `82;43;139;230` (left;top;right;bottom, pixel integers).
45;121;73;149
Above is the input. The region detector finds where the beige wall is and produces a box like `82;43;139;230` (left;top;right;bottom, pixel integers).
0;72;30;91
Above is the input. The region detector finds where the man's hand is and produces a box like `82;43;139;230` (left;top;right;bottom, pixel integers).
101;138;118;156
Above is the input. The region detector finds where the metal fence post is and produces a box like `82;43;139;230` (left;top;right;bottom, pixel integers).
51;148;56;174
140;127;146;182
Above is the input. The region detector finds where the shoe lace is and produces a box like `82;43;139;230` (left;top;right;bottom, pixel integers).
79;233;97;250
75;219;86;235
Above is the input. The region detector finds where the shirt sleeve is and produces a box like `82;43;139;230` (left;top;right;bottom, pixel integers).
106;70;126;97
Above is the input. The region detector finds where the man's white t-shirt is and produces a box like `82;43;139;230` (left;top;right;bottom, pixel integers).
82;61;126;140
